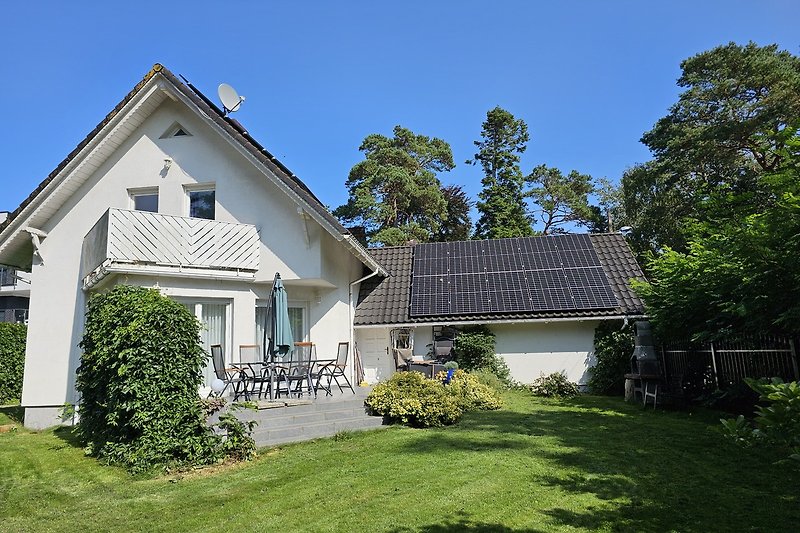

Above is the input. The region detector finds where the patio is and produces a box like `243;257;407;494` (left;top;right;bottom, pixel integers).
209;386;385;447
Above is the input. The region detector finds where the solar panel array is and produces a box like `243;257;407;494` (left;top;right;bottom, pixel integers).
409;234;618;317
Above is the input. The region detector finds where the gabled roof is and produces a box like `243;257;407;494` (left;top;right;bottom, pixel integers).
0;64;385;275
354;233;646;327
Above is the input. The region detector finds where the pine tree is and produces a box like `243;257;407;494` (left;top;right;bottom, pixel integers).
469;107;533;239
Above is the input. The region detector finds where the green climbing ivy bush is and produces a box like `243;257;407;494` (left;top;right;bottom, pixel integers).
0;323;26;403
588;320;635;395
454;325;510;381
76;285;255;473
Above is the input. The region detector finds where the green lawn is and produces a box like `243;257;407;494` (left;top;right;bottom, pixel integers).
1;393;797;532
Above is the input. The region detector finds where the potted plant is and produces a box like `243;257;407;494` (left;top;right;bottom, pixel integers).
443;361;459;384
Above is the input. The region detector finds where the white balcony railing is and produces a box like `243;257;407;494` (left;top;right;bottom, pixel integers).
82;208;260;288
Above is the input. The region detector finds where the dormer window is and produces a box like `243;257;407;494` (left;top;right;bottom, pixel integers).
160;122;193;139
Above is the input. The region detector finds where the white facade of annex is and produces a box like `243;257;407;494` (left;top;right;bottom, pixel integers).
355;320;600;386
17;82;365;429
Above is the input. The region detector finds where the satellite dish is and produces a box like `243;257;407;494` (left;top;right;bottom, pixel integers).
218;83;245;115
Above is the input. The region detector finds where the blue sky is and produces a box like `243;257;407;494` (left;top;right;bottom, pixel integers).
1;1;798;222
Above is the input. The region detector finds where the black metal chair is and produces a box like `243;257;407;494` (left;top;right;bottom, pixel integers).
238;344;269;400
276;343;315;398
320;342;355;394
208;344;246;399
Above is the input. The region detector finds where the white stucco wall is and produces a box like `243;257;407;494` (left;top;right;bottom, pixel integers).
492;321;600;385
20;98;363;428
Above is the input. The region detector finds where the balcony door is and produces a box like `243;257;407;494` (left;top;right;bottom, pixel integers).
180;300;230;386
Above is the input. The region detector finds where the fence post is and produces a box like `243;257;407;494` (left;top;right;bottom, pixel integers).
790;339;799;381
710;341;721;389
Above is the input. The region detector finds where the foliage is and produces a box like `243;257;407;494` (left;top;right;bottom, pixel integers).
453;325;509;381
719;415;762;447
216;403;257;462
623;42;800;258
529;372;580;398
470;106;534;239
433;184;473;242
587;320;634;395
438;369;503;411
365;371;463;427
587;177;626;233
443;360;458;370
469;368;509;392
720;378;800;463
76;285;220;473
747;378;800;449
0;323;26;404
334;125;454;246
526;164;595;234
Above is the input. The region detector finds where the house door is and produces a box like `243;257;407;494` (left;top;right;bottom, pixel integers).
357;328;392;384
180;301;230;387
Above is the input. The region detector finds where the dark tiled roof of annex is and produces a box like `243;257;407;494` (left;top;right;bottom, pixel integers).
354;233;646;326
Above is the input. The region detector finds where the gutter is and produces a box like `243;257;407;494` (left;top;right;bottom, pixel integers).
348;266;384;385
353;314;647;329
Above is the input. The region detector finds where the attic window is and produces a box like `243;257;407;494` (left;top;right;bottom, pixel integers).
160;122;193;139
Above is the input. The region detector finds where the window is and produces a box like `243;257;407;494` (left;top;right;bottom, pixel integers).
129;188;159;213
188;188;215;220
256;301;308;347
159;122;193;139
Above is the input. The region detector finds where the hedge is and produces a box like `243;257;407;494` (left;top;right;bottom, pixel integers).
0;323;26;404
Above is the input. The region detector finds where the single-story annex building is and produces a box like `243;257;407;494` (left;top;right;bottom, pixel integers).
0;64;645;429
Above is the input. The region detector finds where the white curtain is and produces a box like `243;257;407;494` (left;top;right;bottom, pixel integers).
200;303;227;386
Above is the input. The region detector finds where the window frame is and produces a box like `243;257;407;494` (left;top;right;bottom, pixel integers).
184;183;216;220
128;187;159;213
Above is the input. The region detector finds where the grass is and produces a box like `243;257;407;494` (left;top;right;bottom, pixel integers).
1;393;798;532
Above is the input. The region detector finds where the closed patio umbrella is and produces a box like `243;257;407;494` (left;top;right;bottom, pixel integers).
263;273;294;363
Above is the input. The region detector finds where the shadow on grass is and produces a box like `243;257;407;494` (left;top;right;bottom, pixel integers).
53;425;84;448
400;395;799;532
0;404;24;424
389;511;543;532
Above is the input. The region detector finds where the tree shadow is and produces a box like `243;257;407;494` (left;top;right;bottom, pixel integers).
400;396;799;532
52;425;84;448
388;511;544;532
0;404;24;424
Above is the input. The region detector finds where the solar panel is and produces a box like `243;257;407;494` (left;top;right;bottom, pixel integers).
409;234;618;316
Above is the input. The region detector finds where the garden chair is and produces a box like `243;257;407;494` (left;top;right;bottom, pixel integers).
208;344;246;399
319;342;355;394
276;343;315;399
238;344;269;399
393;347;413;372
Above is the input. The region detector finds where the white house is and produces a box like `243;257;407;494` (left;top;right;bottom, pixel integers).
0;65;384;429
0;64;646;430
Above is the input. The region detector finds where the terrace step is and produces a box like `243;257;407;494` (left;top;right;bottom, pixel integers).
210;388;387;448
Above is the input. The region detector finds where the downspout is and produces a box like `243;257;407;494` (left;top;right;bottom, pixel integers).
348;267;382;386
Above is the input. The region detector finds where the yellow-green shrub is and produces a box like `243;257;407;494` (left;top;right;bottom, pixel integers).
366;372;464;427
438;369;504;410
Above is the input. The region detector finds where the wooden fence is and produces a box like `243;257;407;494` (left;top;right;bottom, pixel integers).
660;335;799;394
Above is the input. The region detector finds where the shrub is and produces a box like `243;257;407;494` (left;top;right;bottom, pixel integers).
454;325;510;381
438;369;503;411
469;368;508;392
529;372;580;398
76;285;222;473
0;323;26;404
747;378;800;449
587;320;634;395
366;372;463;427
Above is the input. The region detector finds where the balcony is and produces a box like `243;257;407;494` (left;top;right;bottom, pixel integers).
82;208;260;289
